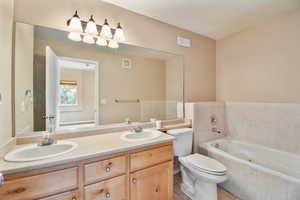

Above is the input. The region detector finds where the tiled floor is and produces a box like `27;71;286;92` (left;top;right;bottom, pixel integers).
174;174;239;200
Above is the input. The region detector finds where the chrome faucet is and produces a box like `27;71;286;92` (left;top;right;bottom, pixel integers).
124;117;132;125
40;115;56;146
211;127;224;134
210;114;223;134
131;126;143;133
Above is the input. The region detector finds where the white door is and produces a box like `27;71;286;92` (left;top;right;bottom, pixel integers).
45;46;60;129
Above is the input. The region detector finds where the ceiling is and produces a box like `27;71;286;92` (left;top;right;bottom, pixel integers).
102;0;300;39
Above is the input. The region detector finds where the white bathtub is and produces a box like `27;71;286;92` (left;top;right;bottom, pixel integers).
200;139;300;200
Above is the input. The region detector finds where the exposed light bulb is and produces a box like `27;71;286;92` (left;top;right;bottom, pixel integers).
83;34;95;44
108;40;119;49
100;19;112;39
85;15;98;36
68;10;83;33
114;23;125;42
68;32;82;42
96;37;107;46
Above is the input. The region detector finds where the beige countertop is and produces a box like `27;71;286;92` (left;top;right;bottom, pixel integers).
0;130;175;175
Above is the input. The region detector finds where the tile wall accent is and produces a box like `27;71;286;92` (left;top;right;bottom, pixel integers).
190;102;226;153
226;102;300;155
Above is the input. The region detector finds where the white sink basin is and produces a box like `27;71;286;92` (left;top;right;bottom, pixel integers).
4;141;77;162
120;129;162;142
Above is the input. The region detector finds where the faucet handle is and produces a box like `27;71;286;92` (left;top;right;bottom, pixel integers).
132;126;143;133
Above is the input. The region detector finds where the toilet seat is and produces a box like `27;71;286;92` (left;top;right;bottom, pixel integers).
185;154;226;176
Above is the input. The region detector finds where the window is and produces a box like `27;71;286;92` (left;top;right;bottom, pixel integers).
60;80;78;105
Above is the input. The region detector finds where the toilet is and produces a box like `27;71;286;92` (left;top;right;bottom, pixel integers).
167;128;227;200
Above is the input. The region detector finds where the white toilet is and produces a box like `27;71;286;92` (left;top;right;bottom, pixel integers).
167;128;227;200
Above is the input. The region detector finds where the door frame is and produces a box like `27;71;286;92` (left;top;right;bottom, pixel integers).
57;56;100;126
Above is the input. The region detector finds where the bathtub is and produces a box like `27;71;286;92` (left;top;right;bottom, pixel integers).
200;139;300;200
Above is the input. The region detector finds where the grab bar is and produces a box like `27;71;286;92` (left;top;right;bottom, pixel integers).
115;99;140;103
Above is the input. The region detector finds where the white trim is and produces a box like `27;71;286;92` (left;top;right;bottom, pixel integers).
57;56;99;127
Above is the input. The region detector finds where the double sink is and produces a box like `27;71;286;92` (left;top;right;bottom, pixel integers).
4;129;162;162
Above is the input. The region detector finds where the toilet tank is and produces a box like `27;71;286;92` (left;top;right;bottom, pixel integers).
167;128;193;157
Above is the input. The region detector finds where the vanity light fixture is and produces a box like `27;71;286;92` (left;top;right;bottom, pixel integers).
68;32;82;42
68;11;83;33
83;34;95;44
114;23;125;42
66;11;125;48
100;19;113;39
85;15;98;36
96;37;107;46
108;39;119;49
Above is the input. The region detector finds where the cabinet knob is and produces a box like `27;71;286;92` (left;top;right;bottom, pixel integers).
105;192;111;198
71;197;77;200
132;178;138;184
0;173;4;187
105;167;111;172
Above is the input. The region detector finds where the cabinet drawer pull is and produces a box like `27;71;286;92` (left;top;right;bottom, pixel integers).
132;178;138;184
105;192;111;198
105;167;111;172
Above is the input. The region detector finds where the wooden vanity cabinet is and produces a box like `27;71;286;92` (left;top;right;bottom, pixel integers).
130;162;173;200
39;190;79;200
0;142;173;200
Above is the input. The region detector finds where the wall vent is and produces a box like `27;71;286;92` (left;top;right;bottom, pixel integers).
177;36;191;47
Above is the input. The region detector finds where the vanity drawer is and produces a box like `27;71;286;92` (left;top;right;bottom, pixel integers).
39;190;79;200
84;175;127;200
0;167;78;200
130;145;173;172
84;156;127;185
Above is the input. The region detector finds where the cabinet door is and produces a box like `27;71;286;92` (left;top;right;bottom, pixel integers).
39;190;79;200
130;161;173;200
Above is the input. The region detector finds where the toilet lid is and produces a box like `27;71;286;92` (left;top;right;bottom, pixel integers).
167;128;193;136
185;154;226;174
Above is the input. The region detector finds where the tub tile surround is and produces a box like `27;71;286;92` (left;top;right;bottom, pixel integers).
187;101;300;199
186;102;227;153
225;102;300;155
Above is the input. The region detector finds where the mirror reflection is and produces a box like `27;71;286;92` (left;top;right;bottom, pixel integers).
14;22;184;136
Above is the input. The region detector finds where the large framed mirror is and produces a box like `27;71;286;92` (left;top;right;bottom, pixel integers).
13;22;184;136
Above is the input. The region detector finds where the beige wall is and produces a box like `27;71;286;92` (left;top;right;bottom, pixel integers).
216;10;300;103
14;0;216;102
0;0;13;146
34;38;168;124
15;23;34;135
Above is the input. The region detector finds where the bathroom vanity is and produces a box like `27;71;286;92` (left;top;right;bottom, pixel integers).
0;131;174;200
